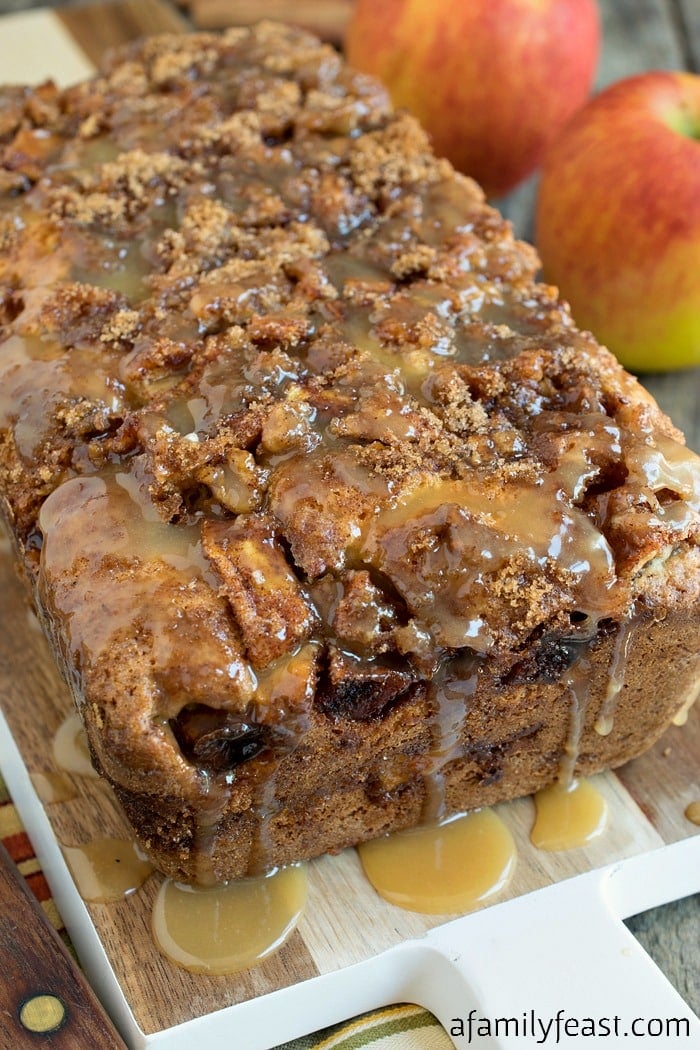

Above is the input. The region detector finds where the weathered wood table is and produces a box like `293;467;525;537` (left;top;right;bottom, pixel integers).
0;0;697;1044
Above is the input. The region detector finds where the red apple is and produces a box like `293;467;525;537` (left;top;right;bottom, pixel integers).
535;71;700;373
344;0;600;199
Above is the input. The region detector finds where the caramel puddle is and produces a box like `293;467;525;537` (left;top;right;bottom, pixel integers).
357;808;516;914
61;838;155;902
30;771;77;804
672;689;698;727
531;778;608;851
152;864;308;975
52;711;98;779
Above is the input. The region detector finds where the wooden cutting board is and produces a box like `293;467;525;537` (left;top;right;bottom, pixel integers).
0;2;699;1046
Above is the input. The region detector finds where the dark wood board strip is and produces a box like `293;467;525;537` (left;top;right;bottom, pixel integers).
56;0;187;68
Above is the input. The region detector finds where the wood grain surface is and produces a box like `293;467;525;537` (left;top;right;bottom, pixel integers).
182;0;352;43
0;841;127;1049
0;0;698;1040
56;0;187;64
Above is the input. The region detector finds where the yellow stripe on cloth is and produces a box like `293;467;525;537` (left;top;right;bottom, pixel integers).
17;856;42;877
40;898;65;933
0;798;24;838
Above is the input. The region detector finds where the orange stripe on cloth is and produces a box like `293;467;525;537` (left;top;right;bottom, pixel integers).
0;776;69;940
25;870;53;903
2;828;35;864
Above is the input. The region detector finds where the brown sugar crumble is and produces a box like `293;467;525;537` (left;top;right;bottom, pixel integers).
0;23;698;883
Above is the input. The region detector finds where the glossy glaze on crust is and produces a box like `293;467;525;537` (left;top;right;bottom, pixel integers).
0;24;698;882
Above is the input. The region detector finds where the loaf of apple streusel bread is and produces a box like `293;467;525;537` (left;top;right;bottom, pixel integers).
0;23;698;884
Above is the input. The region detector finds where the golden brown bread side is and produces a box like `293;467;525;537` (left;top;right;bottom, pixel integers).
0;23;698;884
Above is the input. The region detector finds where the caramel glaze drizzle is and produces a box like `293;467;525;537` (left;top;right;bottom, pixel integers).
32;391;699;882
1;25;699;887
